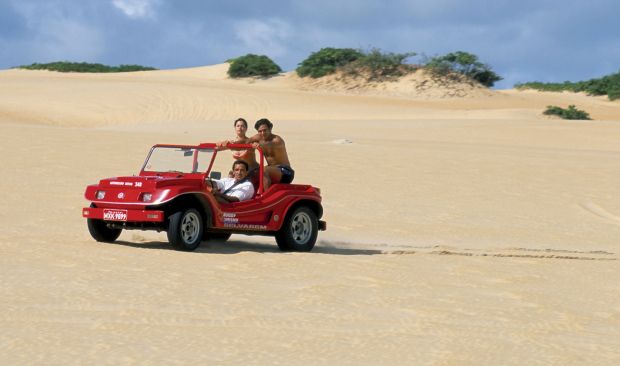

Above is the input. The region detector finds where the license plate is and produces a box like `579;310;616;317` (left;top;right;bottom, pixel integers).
103;209;128;221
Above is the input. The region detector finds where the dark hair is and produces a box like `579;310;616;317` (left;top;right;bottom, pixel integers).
254;118;273;130
232;159;249;171
234;118;248;128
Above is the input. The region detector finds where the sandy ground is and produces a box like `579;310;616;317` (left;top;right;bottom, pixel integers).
0;65;619;365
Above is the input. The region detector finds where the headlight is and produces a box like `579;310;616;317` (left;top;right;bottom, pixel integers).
141;193;153;202
96;191;106;199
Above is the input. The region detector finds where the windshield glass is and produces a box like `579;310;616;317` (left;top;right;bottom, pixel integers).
142;146;215;174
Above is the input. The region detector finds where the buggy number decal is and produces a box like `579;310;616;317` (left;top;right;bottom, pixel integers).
223;212;239;223
103;209;128;221
222;212;266;230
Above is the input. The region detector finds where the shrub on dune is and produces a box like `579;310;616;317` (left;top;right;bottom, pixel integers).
227;54;282;78
424;51;502;87
543;105;592;120
296;48;364;78
17;61;156;72
516;71;620;101
608;86;620;101
342;49;417;81
297;47;416;81
297;48;502;87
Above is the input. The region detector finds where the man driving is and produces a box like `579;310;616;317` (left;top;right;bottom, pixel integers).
206;160;254;204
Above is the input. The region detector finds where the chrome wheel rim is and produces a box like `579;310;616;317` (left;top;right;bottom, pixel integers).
181;212;200;244
291;211;312;244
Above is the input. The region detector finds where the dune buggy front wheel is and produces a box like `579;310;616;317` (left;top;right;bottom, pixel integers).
167;208;204;251
87;218;122;243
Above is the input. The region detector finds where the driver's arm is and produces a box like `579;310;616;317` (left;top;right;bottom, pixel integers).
212;190;240;203
221;195;240;203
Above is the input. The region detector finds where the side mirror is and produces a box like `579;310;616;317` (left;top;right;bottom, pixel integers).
209;171;222;180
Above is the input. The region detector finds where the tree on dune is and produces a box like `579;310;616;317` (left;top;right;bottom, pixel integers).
227;54;282;78
424;51;502;87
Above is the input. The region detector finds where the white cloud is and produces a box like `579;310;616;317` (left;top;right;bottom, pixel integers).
112;0;158;19
233;18;292;57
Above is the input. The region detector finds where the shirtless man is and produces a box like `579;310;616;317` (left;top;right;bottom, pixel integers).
249;118;294;185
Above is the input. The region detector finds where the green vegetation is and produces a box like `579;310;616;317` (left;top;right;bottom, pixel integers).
17;61;156;73
296;48;364;78
342;49;417;81
297;48;500;86
296;47;415;81
424;51;502;87
227;54;282;78
516;71;620;101
543;105;591;120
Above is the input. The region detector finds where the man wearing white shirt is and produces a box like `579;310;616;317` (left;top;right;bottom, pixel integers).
207;160;254;204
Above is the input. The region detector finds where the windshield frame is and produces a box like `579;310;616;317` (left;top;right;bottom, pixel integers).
139;144;217;176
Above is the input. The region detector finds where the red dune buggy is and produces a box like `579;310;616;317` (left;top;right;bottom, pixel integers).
82;143;325;251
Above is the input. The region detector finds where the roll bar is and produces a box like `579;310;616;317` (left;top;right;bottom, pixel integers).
142;142;266;196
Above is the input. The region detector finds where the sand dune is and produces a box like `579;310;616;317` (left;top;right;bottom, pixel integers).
0;64;619;365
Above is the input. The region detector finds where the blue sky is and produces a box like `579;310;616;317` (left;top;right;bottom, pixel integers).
1;0;618;88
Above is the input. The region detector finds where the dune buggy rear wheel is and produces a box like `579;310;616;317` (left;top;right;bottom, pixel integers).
87;218;122;243
275;206;318;252
167;208;204;251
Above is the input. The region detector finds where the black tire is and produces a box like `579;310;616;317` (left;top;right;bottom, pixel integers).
87;218;122;243
206;232;232;242
275;206;318;252
167;208;204;251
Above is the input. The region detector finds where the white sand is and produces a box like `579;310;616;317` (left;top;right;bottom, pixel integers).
0;64;619;365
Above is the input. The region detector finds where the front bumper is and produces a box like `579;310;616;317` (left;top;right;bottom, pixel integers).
82;207;165;222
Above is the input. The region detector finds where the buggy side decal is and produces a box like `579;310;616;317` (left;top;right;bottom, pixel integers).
222;212;239;224
223;223;268;230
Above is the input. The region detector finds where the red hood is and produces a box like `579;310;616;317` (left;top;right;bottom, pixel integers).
98;175;203;190
86;174;207;206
